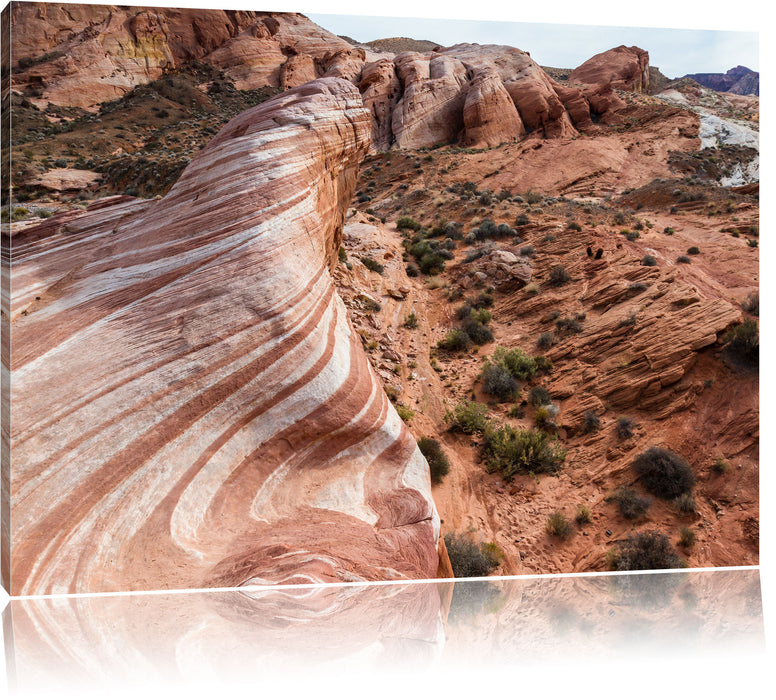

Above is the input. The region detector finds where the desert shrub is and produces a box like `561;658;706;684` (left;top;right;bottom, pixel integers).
575;504;592;524
481;363;520;402
445;401;490;434
360;256;384;274
419;252;446;275
676;255;691;264
444;533;501;578
674;492;697;513
472;291;495;308
529;386;551;407
567;221;582;232
546;512;573;540
405;262;420;277
616;416;634;439
608;531;685;571
742;291;759;316
482;425;566;479
624;230;640;241
608;486;651;520
548;265;571;286
520;245;535;257
642;255;657;266
338;246;347;263
404;312;419;328
746;237;758;248
687;246;700;255
537;331;555;349
712;457;731;474
525;190;542;204
581;411;600;434
515;212;530;226
679;527;696;548
396;216;421;231
417;437;450;484
438;329;472;352
663;226;675;234
724;319;758;363
632;446;695;499
395;404;415;423
460;316;494;345
491;346;538;381
555;317;583;334
534;404;558;430
534;356;553;374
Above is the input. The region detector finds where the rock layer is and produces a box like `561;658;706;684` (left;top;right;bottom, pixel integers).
7;77;440;595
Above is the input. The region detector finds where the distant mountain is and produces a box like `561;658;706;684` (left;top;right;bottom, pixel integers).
682;66;759;96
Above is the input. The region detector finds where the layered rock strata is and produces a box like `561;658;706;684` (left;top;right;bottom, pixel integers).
7;78;440;595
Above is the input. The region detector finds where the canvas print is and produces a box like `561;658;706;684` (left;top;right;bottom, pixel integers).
0;2;759;595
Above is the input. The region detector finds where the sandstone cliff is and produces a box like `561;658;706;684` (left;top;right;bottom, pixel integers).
7;77;441;595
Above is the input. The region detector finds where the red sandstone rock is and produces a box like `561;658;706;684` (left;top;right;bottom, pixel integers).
7;78;440;595
569;45;651;93
462;66;525;147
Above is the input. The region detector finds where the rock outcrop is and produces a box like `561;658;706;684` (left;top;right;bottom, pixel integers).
569;45;650;93
7;78;440;595
8;4;358;108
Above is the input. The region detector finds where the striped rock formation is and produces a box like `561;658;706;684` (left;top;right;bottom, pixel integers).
569;45;651;93
6;77;441;595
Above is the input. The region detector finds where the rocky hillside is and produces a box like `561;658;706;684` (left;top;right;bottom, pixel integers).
7;78;442;595
683;66;759;96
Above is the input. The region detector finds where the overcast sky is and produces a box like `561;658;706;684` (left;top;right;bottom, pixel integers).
307;13;758;78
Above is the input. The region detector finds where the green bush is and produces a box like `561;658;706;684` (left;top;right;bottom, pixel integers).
607;486;651;520
404;312;419;329
360;256;384;274
632;446;695;499
642;255;657;266
712;457;731;474
529;386;551;407
676;255;692;264
575;504;592;524
461;316;494;345
419;252;446;275
444;533;501;578
396;216;422;231
491;346;538;381
482;425;566;480
417;437;450;484
608;531;686;571
445;401;489;434
395;404;415;423
546;512;573;539
687;246;700;255
438;329;472;352
679;527;696;548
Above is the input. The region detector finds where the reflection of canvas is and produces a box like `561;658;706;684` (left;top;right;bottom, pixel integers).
1;3;759;595
4;570;764;693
